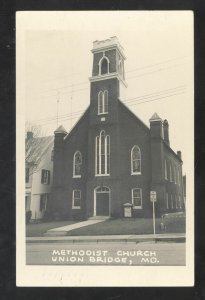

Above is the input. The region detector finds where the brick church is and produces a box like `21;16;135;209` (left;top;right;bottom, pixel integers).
48;36;185;220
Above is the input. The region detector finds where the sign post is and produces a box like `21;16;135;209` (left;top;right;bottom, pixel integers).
150;191;157;236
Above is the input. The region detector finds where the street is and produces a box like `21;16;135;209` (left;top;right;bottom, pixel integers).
26;241;185;266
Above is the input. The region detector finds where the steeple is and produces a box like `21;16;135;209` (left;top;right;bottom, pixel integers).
89;36;127;88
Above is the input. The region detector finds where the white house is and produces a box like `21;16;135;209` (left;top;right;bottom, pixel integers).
25;133;53;221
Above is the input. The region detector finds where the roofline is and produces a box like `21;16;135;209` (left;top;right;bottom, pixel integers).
163;141;183;163
64;106;90;140
118;99;150;132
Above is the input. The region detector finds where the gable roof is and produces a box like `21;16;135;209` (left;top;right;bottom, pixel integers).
26;135;53;165
118;99;150;132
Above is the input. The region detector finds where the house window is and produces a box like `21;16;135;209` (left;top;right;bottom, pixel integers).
132;188;142;209
73;151;82;178
25;195;30;211
165;160;168;180
170;165;172;182
98;90;108;115
51;148;54;161
72;190;81;209
26;168;29;183
41;169;50;185
131;146;141;175
166;193;169;209
95;130;110;176
100;56;109;75
40;194;47;211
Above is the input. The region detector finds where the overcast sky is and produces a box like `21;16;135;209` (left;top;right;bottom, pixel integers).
17;11;193;173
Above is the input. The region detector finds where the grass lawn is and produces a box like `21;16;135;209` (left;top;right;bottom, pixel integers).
67;218;163;236
26;220;76;237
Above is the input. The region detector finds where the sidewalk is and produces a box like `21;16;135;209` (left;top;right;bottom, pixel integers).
27;233;186;244
44;219;107;237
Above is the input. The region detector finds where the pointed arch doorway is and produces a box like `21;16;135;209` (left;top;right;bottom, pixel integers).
94;186;110;216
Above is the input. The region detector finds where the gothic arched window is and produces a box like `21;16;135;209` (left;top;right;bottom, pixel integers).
98;90;108;114
131;146;141;175
95;130;110;176
99;56;109;75
73;151;82;178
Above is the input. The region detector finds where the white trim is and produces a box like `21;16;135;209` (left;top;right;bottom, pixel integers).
72;189;81;209
98;55;110;75
91;45;126;60
179;195;182;209
95;130;110;176
132;188;142;209
166;193;169;209
175;195;178;209
98;90;109;115
131;145;141;175
94;186;110;217
89;73;128;88
165;159;168;180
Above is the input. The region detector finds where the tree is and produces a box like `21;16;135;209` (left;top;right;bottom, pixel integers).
25;122;53;176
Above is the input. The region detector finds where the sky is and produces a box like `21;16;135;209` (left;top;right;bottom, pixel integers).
17;11;194;173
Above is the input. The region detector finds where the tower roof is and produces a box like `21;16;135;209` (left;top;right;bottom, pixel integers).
54;125;68;134
149;112;162;122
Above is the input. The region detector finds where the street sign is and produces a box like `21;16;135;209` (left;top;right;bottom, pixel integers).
150;191;157;236
150;191;157;202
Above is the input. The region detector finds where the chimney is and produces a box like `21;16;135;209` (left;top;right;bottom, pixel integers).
26;131;33;140
149;113;163;139
163;119;170;146
177;151;182;160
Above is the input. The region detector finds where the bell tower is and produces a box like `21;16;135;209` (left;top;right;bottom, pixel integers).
89;36;127;126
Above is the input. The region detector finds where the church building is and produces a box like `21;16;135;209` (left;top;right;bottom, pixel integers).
49;36;185;220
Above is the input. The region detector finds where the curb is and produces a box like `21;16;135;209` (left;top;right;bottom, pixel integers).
26;236;186;244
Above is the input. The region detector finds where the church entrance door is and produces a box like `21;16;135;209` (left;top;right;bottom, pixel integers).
94;187;110;216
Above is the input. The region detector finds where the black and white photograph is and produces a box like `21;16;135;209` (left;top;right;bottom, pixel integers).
16;11;194;286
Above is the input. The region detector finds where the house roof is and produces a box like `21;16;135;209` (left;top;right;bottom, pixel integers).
26;135;53;165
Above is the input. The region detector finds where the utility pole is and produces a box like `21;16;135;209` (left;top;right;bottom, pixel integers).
57;90;60;127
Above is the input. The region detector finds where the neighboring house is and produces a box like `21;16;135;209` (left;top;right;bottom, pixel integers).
25;132;53;221
49;36;185;220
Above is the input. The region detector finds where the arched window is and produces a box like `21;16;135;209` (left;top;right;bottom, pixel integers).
73;151;82;178
98;90;108;115
99;56;109;75
95;130;110;176
131;146;141;175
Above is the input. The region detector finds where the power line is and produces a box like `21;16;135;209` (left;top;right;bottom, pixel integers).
35;57;188;97
38;89;185;127
33;85;185;123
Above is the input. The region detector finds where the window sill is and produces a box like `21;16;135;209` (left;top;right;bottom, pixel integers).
133;207;142;210
73;175;81;178
131;172;141;176
98;112;108;115
95;174;110;177
72;207;81;210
